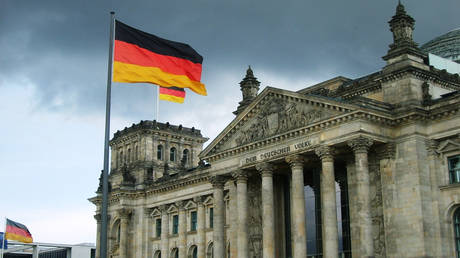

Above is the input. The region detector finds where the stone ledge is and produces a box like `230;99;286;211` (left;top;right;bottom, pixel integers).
439;183;460;191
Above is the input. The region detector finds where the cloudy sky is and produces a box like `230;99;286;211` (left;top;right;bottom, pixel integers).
1;0;458;244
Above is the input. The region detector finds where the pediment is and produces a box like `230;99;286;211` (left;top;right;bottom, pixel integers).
437;140;460;154
201;87;356;158
150;208;161;217
184;200;197;210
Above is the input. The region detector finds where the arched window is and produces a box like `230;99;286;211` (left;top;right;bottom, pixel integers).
182;149;189;165
127;149;131;163
135;145;138;160
206;242;214;258
170;147;177;162
154;250;161;258
170;248;179;258
157;145;163;160
454;208;460;257
188;245;198;258
117;223;121;243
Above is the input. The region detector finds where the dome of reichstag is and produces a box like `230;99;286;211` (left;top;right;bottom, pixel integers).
421;28;460;63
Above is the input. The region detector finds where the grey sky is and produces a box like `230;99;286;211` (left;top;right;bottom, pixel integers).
0;0;458;243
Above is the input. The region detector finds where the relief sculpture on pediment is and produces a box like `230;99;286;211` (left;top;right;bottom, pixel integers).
235;98;325;146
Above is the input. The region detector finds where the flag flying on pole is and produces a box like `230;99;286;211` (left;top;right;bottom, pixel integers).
113;20;207;96
0;232;8;249
5;219;33;243
159;86;186;103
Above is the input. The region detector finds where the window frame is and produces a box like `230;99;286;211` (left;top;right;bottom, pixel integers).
449;155;460;184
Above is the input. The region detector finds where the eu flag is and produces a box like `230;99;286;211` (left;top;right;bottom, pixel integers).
0;232;8;249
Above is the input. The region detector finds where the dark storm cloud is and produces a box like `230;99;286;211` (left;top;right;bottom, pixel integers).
1;0;458;114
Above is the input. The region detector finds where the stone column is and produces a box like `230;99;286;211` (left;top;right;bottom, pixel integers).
143;208;153;258
256;163;276;258
176;201;187;258
118;208;132;258
285;155;307;258
94;214;101;258
315;145;339;258
348;136;374;257
194;196;206;258
232;170;249;258
160;205;170;258
210;175;226;258
228;180;238;258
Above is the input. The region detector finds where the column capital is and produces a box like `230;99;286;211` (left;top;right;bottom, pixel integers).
376;142;396;160
232;170;249;182
348;136;374;154
285;154;305;168
175;200;186;211
210;175;226;189
94;213;102;223
256;162;275;177
315;145;335;162
118;208;132;220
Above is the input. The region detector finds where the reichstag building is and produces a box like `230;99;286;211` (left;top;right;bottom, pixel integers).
90;2;460;258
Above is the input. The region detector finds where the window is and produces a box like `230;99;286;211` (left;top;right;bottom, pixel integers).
172;215;179;234
206;242;214;258
182;149;189;164
190;245;197;258
171;248;179;258
449;155;460;184
209;207;214;229
135;145;138;160
155;218;162;237
157;145;163;160
454;208;460;258
120;151;124;165
190;211;197;231
117;223;121;243
127;149;131;163
170;147;177;162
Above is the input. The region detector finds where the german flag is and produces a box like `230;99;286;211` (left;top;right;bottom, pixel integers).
159;86;186;103
5;219;33;243
113;20;207;96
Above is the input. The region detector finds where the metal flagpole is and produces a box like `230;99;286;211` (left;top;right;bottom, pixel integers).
157;86;160;121
100;11;115;258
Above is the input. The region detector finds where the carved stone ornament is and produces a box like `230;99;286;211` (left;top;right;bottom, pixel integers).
421;82;432;105
158;204;168;214
175;200;186;211
255;163;275;177
193;196;205;205
315;145;335;162
232;170;249;182
118;208;132;220
348;136;374;154
94;213;102;223
425;139;439;156
121;164;136;185
209;175;226;188
235;98;326;146
285;154;305;168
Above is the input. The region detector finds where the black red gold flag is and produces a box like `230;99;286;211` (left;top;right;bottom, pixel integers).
159;86;186;103
113;20;207;96
5;219;33;243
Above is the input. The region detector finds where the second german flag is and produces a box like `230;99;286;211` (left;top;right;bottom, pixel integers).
113;21;207;96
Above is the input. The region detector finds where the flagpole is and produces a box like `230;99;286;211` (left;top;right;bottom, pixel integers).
156;86;160;121
100;11;115;258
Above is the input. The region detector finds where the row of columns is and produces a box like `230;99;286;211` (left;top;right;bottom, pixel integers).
209;136;375;258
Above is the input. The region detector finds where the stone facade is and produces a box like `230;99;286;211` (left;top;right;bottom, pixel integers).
90;3;460;258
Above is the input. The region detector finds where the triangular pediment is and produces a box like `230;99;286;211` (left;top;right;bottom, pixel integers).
201;87;358;158
437;140;460;154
